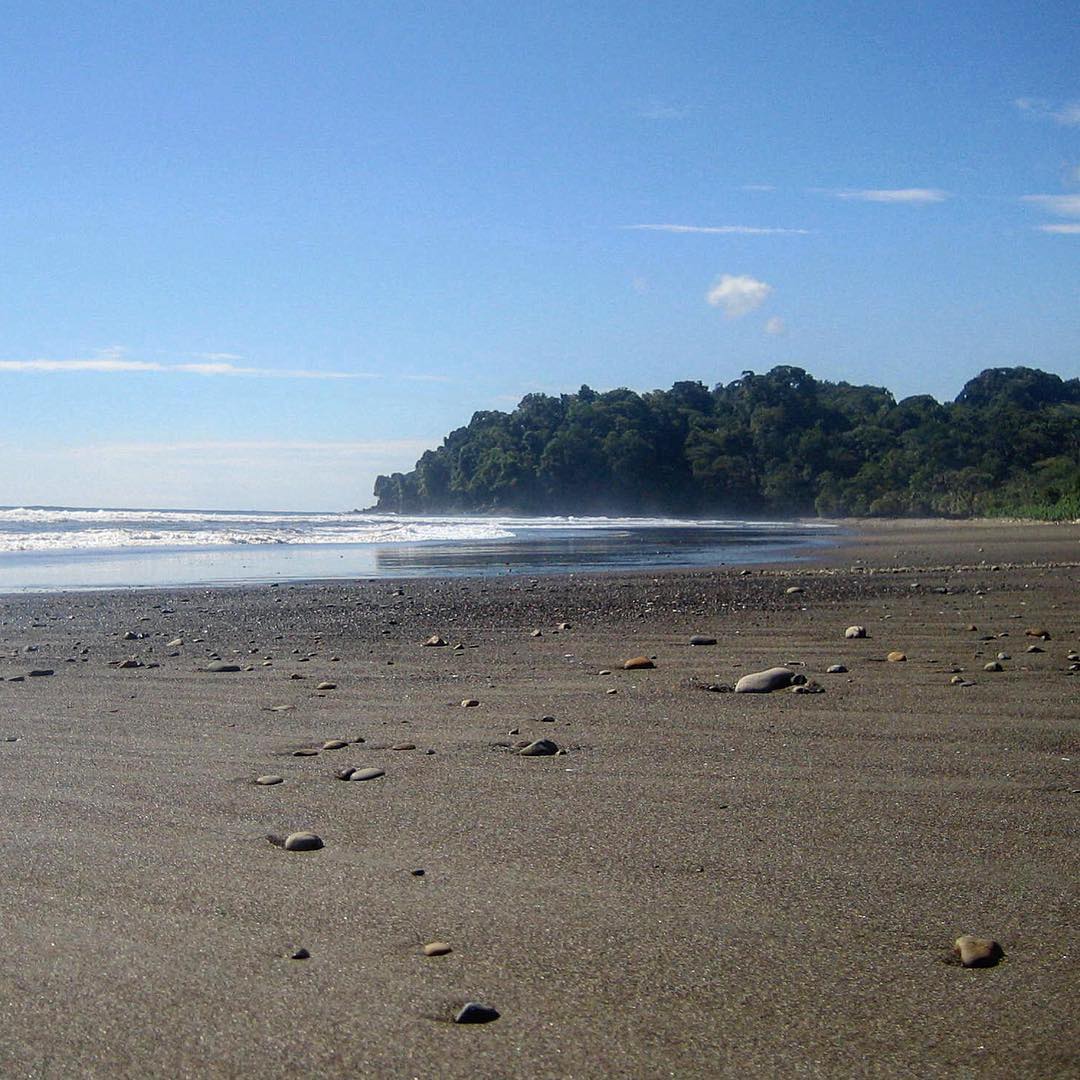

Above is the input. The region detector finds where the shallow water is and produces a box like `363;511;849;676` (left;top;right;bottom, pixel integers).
0;507;839;591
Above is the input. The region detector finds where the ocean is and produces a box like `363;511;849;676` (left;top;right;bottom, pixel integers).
0;506;840;591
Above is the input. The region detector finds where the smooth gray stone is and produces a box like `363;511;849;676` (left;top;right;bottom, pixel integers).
689;635;717;646
254;775;284;786
519;739;559;756
283;831;323;851
204;661;241;673
348;767;385;781
734;667;798;693
454;1002;500;1024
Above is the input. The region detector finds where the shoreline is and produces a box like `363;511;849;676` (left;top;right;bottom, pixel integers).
1;519;1076;1077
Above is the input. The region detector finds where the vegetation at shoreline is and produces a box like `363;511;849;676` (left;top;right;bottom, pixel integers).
373;366;1079;520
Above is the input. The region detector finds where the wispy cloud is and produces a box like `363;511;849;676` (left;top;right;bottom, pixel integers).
1021;194;1080;218
625;223;811;236
1036;223;1080;235
706;274;772;318
1014;97;1080;126
635;100;690;121
70;439;433;459
832;188;949;204
741;184;776;192
0;357;379;379
764;316;786;336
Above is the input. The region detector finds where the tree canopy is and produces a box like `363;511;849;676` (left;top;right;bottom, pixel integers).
373;366;1080;520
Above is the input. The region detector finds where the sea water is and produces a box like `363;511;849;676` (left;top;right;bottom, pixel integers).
0;506;840;591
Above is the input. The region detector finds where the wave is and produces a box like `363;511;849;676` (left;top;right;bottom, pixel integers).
0;506;829;555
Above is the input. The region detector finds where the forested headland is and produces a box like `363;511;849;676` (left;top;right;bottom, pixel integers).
373;366;1079;520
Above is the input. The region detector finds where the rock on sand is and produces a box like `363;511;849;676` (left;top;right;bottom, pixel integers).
954;935;1004;968
734;667;801;693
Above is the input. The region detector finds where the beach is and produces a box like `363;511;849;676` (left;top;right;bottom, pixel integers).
1;520;1077;1078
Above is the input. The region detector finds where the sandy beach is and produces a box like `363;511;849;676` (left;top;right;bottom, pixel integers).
1;520;1077;1079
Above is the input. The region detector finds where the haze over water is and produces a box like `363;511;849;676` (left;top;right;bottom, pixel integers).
0;507;838;591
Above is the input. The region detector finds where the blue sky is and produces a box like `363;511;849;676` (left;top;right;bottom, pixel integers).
1;1;1077;510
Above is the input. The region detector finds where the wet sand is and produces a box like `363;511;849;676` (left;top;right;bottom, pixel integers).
0;520;1077;1078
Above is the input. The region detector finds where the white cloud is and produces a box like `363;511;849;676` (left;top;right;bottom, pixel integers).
626;223;811;235
68;439;433;460
764;316;786;336
1015;97;1080;125
636;100;689;120
1037;223;1080;235
706;274;773;318
833;188;949;204
0;357;379;379
1021;194;1080;218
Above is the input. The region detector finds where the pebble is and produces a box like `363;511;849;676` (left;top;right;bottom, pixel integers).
454;1002;500;1024
316;682;337;691
423;635;448;647
519;738;559;756
886;651;907;662
598;669;612;675
348;767;386;781
1024;627;1051;640
734;667;799;693
118;659;141;669
254;775;284;786
689;635;717;646
392;742;416;750
423;941;452;956
954;935;1004;968
167;638;184;647
983;661;1002;672
996;652;1010;661
292;749;320;757
461;698;480;708
623;656;655;669
826;664;847;674
289;947;310;960
791;681;824;694
845;625;867;639
557;622;572;631
204;661;241;673
785;586;804;594
283;831;324;852
606;688;618;694
1025;645;1044;653
322;739;349;750
28;669;54;677
530;629;543;637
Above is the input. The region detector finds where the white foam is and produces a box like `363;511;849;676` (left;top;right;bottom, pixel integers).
0;507;825;555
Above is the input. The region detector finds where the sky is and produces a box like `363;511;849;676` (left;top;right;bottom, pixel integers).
1;1;1077;511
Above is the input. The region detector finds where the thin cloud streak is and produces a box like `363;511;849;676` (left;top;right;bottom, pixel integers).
1037;223;1080;234
0;358;380;379
68;439;434;459
1021;194;1080;218
833;188;949;204
625;224;811;235
1015;97;1080;126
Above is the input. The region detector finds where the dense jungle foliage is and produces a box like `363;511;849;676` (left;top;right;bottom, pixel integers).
373;366;1080;520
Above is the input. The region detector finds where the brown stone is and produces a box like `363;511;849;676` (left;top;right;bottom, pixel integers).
886;651;907;662
623;656;655;670
954;935;1003;968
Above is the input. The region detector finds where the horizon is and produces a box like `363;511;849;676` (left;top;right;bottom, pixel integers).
2;3;1077;511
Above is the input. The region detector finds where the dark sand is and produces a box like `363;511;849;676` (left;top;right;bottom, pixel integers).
1;521;1077;1078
